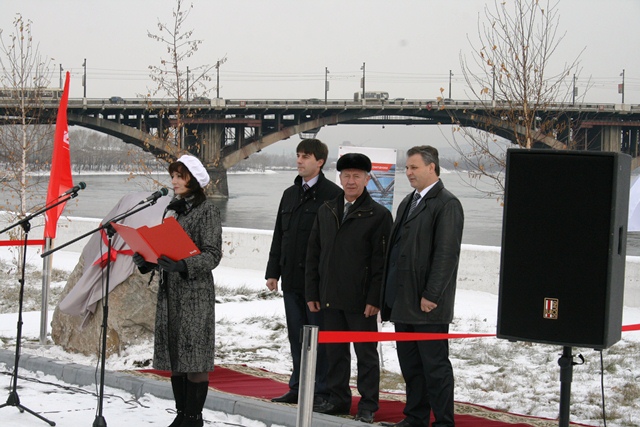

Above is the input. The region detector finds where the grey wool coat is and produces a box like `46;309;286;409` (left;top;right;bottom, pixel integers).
153;198;222;373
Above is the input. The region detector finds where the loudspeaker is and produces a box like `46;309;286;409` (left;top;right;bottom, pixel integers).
497;149;631;349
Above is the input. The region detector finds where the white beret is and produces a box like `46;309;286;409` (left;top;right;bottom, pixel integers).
177;155;210;188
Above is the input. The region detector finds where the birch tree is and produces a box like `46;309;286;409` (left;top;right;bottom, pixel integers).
147;0;226;151
449;0;583;198
0;14;54;251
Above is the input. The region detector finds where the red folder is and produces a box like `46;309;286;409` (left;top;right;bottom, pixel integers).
111;217;200;263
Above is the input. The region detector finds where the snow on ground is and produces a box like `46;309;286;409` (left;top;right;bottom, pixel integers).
0;368;266;427
1;247;640;426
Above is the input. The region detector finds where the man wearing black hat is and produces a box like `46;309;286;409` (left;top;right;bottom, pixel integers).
306;152;392;423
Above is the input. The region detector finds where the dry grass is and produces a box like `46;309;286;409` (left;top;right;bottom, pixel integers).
0;259;67;314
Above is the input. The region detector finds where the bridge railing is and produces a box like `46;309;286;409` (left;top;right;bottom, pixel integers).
2;97;639;114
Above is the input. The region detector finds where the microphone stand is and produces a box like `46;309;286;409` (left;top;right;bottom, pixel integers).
0;192;80;426
41;197;162;427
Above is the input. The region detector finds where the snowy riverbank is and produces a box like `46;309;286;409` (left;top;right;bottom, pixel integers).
2;219;640;426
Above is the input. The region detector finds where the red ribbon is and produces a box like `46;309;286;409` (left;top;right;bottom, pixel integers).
319;325;640;344
0;239;46;247
92;227;133;268
318;331;495;343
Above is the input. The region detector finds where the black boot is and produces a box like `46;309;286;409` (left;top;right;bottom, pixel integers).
180;379;209;427
169;376;187;427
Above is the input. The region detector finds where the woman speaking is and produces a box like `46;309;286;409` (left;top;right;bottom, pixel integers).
133;154;222;427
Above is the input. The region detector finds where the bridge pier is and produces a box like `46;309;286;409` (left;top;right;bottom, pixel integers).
602;126;623;152
205;166;229;199
189;123;230;199
596;125;640;170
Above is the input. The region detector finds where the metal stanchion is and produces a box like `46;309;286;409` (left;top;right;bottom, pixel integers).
296;325;318;427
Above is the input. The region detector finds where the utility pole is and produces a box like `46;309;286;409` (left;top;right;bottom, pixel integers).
360;62;366;103
448;69;453;99
216;60;221;98
213;57;227;98
492;67;496;104
620;69;625;104
186;66;190;102
324;67;330;104
82;58;86;98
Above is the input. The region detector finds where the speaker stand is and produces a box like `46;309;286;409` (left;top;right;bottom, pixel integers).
557;347;585;427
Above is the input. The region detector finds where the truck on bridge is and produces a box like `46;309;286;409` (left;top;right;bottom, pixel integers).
353;91;389;102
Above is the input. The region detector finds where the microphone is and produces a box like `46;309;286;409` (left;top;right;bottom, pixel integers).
61;182;86;197
139;187;169;205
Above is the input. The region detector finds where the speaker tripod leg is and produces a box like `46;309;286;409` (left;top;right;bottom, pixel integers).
558;346;573;427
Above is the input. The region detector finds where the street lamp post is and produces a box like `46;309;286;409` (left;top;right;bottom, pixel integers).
59;64;63;89
324;67;330;104
82;59;86;98
572;74;577;105
448;69;453;99
360;62;366;103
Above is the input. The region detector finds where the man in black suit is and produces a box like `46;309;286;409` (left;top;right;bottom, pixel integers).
265;139;342;404
381;145;464;427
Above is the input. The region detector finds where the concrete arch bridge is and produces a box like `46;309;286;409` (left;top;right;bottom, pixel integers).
3;97;640;198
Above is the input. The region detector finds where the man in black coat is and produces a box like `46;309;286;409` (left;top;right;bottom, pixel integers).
306;152;392;423
382;146;464;427
265;139;342;404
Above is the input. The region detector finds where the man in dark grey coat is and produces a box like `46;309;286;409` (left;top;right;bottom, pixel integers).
306;152;392;423
381;146;464;427
265;139;342;404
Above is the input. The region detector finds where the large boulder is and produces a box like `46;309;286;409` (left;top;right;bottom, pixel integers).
51;255;158;358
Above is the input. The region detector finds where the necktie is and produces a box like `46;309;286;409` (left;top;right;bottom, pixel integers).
342;202;352;222
408;192;421;217
302;183;310;192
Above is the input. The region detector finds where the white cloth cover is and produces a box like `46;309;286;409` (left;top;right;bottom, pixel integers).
58;191;170;322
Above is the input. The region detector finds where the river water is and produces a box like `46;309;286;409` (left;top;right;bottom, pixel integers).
3;169;640;255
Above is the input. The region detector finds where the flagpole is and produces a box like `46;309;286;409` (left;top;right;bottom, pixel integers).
40;238;53;344
41;69;73;345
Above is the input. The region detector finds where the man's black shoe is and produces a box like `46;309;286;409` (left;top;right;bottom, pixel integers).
271;391;298;403
355;409;375;423
313;395;328;406
384;418;417;427
313;400;350;415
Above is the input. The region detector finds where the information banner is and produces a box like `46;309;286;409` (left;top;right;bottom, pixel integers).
337;146;397;211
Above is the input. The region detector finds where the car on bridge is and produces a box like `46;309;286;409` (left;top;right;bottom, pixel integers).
109;96;124;104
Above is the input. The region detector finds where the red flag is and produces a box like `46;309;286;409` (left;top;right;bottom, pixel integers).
43;71;73;239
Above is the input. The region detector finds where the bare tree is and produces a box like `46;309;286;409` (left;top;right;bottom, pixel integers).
147;0;226;150
0;14;54;249
449;0;583;198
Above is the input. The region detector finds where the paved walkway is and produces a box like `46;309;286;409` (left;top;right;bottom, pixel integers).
0;348;364;427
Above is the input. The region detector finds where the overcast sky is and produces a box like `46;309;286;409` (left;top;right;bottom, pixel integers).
2;0;639;155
